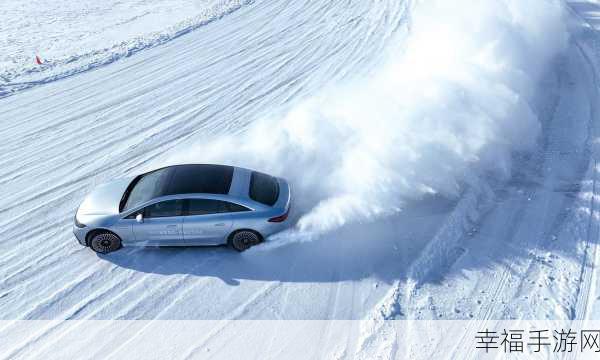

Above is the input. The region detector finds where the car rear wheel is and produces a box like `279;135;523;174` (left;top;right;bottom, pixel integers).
90;232;122;254
229;230;262;252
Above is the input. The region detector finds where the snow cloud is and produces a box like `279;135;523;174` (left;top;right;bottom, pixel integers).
170;0;568;236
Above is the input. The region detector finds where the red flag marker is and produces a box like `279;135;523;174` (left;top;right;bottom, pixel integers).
35;55;43;65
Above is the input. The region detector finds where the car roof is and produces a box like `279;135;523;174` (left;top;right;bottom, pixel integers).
121;164;274;213
144;164;236;197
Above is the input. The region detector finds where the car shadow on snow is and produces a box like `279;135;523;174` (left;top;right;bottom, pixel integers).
99;195;456;286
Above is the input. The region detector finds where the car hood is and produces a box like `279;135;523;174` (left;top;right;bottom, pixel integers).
78;177;134;216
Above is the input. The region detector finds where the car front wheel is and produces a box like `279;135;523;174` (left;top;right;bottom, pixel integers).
229;230;262;252
89;232;122;254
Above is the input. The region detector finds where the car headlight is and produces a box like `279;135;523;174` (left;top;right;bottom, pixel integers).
74;214;86;228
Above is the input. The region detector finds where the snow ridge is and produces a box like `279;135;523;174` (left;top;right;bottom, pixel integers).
0;0;253;98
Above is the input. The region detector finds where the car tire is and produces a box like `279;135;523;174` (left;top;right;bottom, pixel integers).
89;232;122;254
229;230;262;252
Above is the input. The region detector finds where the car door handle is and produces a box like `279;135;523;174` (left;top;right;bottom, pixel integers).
166;225;178;228
215;223;226;227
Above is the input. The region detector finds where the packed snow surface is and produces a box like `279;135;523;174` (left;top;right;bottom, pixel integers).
3;0;600;358
0;0;250;96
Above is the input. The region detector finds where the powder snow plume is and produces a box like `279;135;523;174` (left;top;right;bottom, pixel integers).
166;0;568;240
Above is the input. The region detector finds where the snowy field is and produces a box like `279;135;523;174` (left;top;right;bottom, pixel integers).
3;0;600;358
0;0;250;96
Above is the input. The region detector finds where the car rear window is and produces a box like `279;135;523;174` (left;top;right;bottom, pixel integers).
249;171;279;206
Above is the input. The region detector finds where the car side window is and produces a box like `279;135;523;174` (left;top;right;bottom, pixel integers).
226;202;251;212
144;199;184;218
187;199;250;215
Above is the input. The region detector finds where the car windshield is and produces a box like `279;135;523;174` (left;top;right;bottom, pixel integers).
122;168;171;211
119;165;235;212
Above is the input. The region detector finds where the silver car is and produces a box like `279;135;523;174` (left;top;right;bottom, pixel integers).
73;164;291;253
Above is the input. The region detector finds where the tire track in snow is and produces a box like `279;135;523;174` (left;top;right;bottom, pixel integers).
178;282;283;360
565;10;600;321
1;249;224;358
449;37;598;358
21;255;227;359
356;5;592;357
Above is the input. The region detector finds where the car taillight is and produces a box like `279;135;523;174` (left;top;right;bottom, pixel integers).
268;209;289;223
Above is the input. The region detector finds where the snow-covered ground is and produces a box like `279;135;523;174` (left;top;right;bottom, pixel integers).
0;0;250;96
3;0;600;358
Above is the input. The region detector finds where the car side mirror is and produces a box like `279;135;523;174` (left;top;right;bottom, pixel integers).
136;213;144;223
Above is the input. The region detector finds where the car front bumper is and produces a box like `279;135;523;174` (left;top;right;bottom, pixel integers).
73;224;88;246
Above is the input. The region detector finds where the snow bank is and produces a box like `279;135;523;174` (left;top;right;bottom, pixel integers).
170;0;568;236
0;0;250;97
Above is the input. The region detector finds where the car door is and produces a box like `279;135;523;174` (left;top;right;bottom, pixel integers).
132;199;185;246
183;199;239;245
